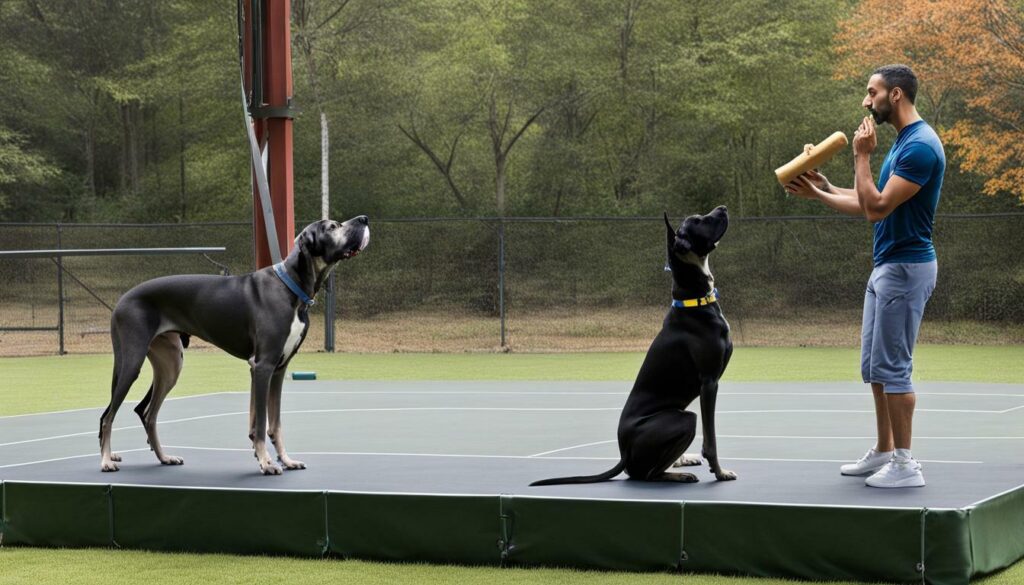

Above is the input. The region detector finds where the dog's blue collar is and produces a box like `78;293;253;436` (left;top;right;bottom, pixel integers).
273;263;315;306
672;288;718;309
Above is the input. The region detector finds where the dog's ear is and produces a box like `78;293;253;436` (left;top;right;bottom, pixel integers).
664;212;675;247
296;225;321;256
664;212;692;253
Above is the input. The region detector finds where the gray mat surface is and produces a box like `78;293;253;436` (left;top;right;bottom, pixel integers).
2;380;1021;509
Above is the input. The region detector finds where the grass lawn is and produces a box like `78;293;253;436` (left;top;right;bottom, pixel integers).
1;346;1021;583
1;345;1022;417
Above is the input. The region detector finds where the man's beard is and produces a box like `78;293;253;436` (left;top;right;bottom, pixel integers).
868;98;892;124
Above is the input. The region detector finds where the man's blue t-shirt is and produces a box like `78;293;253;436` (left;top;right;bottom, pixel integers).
873;120;945;266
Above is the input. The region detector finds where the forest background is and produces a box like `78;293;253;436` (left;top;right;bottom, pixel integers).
1;0;1022;223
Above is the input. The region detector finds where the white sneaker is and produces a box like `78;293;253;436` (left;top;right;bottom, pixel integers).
865;458;925;488
840;448;894;476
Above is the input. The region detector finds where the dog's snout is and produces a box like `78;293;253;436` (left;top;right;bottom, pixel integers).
356;215;369;226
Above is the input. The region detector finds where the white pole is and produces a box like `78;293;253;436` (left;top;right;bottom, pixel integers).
321;112;329;220
321;111;335;351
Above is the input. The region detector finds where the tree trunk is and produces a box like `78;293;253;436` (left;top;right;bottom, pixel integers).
120;104;129;195
178;94;186;220
495;155;507;216
129;102;140;197
84;125;96;198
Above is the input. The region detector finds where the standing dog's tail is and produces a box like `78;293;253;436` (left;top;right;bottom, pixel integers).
529;460;626;486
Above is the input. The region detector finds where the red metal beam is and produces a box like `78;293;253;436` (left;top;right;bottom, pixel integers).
243;0;295;269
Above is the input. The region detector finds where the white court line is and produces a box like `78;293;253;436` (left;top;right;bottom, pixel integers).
0;445;987;471
3;390;1019;421
0;408;620;448
286;391;629;396
0;411;249;448
284;407;621;415
283;390;1024;397
154;446;984;466
530;435;1024;457
286;408;1012;414
530;440;616;457
717;435;1024;440
0;448;149;470
3;404;1022;449
0;392;237;420
969;482;1024;508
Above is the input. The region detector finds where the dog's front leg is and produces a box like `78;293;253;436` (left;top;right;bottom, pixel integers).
699;377;737;481
268;367;305;470
250;361;282;475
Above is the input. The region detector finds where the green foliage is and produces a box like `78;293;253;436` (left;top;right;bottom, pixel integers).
0;0;1019;222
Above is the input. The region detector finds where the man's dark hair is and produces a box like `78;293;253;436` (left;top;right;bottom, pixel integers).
873;64;918;104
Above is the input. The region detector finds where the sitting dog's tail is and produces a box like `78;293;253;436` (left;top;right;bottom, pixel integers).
529;460;626;486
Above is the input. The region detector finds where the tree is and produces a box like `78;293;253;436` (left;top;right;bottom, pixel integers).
834;0;1024;204
0;126;59;212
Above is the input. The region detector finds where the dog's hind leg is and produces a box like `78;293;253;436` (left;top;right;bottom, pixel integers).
267;367;305;470
134;332;185;465
100;319;152;472
627;410;699;483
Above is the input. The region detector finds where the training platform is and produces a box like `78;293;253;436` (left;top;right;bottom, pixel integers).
2;380;1022;584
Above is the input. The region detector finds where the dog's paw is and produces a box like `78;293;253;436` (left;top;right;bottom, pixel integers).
259;461;283;475
280;458;306;470
662;472;699;483
673;454;702;467
101;460;120;472
159;455;184;465
714;469;738;481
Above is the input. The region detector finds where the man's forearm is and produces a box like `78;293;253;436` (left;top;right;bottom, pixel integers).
854;154;884;219
827;185;858;197
817;189;865;216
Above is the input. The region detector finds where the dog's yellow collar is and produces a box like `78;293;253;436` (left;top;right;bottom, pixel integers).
672;289;718;308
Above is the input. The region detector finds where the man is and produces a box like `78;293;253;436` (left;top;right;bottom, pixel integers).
785;64;944;488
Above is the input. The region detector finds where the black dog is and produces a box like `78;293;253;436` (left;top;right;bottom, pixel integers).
99;217;369;475
532;206;735;485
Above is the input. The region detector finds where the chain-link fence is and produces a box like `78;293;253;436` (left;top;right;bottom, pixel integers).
2;214;1022;356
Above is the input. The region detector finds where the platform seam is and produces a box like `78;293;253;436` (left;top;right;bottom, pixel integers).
965;507;976;581
106;485;120;549
321;490;330;557
919;508;927;585
678;502;687;569
498;495;514;566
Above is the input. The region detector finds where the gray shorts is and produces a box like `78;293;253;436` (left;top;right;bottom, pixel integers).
861;261;937;394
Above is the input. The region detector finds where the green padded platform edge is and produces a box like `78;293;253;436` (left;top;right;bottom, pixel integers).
0;480;1016;585
967;484;1024;579
111;484;328;556
327;491;502;565
923;508;972;585
0;481;113;548
681;500;927;583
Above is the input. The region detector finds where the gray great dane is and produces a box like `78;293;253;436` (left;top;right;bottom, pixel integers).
99;216;370;475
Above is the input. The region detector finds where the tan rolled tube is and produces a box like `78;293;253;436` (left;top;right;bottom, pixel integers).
774;131;849;185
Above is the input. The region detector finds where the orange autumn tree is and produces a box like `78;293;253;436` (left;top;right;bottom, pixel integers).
833;0;1024;203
